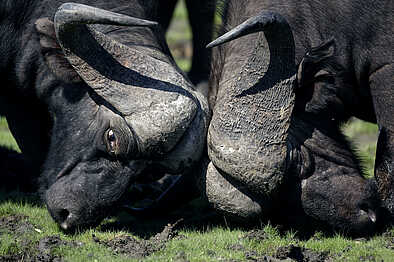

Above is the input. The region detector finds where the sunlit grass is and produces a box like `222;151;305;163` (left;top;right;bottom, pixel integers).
0;118;19;151
0;196;392;262
342;118;378;177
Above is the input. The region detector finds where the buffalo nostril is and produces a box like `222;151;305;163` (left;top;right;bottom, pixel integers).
367;210;377;223
59;208;69;222
57;209;71;230
360;208;377;223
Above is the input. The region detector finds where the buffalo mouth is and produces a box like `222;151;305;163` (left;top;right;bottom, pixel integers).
46;166;188;232
121;172;183;213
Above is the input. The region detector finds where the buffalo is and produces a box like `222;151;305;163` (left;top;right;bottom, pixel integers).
0;0;209;231
201;0;393;236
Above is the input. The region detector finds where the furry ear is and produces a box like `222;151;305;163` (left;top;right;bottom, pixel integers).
296;37;336;89
35;18;81;83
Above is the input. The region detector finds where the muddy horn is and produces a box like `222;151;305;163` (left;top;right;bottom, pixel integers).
207;10;295;75
205;10;297;214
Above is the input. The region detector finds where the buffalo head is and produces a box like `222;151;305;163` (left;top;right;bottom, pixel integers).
204;10;380;235
35;3;208;231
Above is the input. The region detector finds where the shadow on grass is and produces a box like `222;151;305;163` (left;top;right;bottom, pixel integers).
98;197;331;241
0;189;43;208
99;192;394;242
99;198;229;238
1;187;392;242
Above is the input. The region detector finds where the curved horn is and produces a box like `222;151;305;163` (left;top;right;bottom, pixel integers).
208;10;295;78
52;2;168;104
55;3;157;32
207;11;290;48
207;10;297;200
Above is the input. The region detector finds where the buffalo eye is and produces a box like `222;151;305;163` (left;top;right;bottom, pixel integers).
106;129;117;154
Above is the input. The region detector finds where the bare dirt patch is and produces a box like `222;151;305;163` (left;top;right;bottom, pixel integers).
0;214;83;262
96;219;182;259
243;230;332;262
239;245;331;262
275;245;330;262
244;229;271;242
0;214;36;236
0;235;83;262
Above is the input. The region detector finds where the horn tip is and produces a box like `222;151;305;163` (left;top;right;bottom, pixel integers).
146;20;159;27
206;39;222;49
206;42;215;49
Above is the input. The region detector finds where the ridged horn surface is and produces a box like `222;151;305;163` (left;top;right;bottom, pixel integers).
207;10;297;200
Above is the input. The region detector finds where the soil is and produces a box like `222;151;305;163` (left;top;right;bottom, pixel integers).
1;208;393;261
244;229;271;241
0;214;34;235
235;245;331;262
0;214;182;261
242;230;333;262
275;245;330;262
95;219;183;259
0;215;83;262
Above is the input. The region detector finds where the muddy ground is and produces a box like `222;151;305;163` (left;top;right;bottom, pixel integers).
0;212;181;261
0;215;70;261
94;219;183;259
0;212;189;261
0;213;326;262
2;211;392;261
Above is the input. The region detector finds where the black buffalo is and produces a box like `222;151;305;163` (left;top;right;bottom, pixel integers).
202;0;393;236
0;0;210;231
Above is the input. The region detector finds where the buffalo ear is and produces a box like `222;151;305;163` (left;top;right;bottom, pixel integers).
35;18;82;83
296;37;336;89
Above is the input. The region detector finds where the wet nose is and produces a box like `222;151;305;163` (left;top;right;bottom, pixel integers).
56;208;73;231
47;205;75;231
45;187;78;231
352;207;378;236
360;208;377;223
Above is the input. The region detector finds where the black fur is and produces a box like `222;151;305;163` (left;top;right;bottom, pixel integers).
207;0;393;235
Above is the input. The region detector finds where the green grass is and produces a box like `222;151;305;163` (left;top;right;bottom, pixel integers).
0;195;393;261
0;118;19;152
166;0;192;72
342;118;378;177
